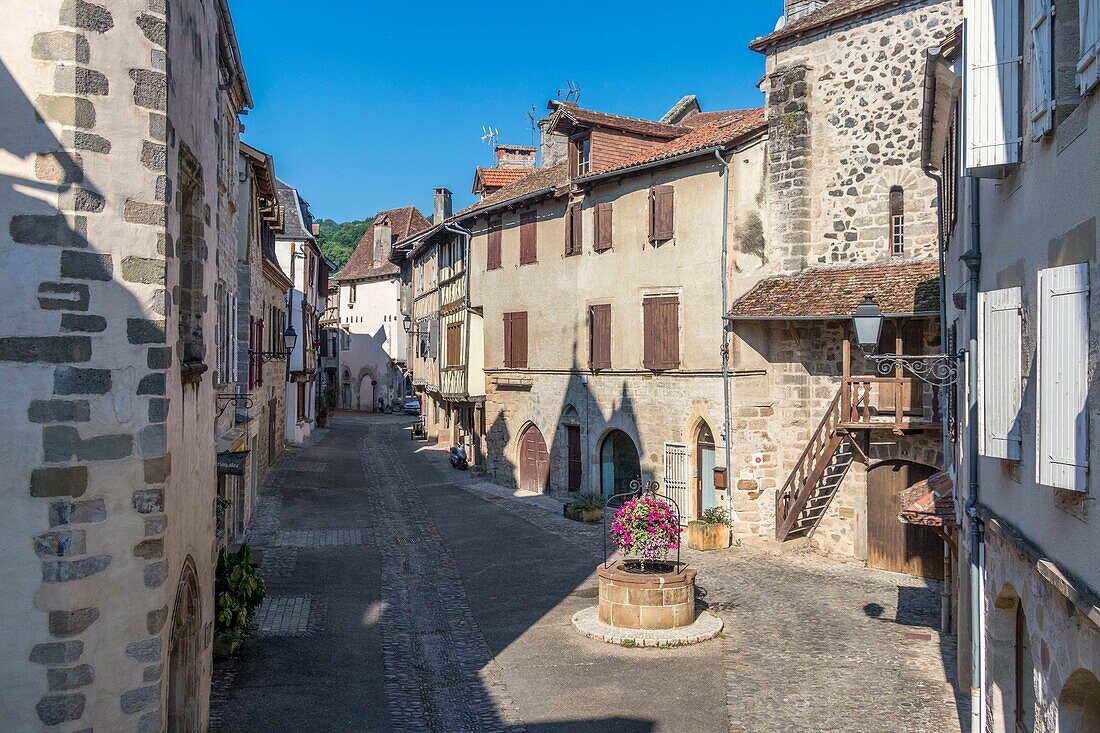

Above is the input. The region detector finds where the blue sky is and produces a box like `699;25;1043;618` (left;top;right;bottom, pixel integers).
231;0;785;222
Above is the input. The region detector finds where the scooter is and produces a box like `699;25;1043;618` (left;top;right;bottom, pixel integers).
448;444;468;471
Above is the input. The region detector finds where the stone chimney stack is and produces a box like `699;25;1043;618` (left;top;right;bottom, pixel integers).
433;188;452;225
785;0;828;21
495;144;537;169
538;118;568;169
373;222;391;264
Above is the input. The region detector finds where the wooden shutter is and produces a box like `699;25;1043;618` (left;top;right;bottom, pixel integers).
1081;0;1100;92
446;321;462;367
978;287;1023;459
643;296;679;370
512;311;528;368
1037;263;1090;490
589;304;612;370
594;203;613;252
248;315;256;390
649;185;675;243
428;318;439;359
520;211;537;265
257;318;263;387
1030;0;1053;139
487;218;502;270
503;312;512;368
965;0;1022;172
565;205;582;256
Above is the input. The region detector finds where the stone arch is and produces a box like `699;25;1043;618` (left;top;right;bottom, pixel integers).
988;583;1036;733
598;428;641;498
867;435;943;471
355;367;377;412
561;404;579;425
1056;668;1100;733
516;422;549;494
167;557;202;733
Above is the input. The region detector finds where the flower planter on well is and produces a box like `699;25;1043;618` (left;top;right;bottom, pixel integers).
564;504;602;523
687;520;730;551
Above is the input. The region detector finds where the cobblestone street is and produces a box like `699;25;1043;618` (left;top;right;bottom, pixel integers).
211;414;967;732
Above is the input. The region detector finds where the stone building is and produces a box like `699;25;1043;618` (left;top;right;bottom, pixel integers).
332;206;429;411
449;99;768;517
0;0;250;729
721;0;960;579
923;0;1100;726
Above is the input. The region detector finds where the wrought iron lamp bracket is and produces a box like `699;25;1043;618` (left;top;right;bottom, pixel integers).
864;350;963;387
216;393;253;417
248;348;285;365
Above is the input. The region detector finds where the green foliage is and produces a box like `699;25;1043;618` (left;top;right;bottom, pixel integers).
316;217;372;270
215;544;266;641
570;491;606;511
700;506;730;526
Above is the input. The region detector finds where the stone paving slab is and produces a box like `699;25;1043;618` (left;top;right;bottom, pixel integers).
273;529;364;548
571;605;724;647
254;595;322;637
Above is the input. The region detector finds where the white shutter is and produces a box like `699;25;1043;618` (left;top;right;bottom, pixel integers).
1029;0;1053;139
663;443;689;523
1037;263;1090;491
429;318;439;359
965;0;1023;171
229;293;238;384
978;287;1023;459
1080;0;1100;93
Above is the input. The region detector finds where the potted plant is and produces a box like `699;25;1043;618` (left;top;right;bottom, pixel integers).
564;491;606;523
611;494;681;572
687;506;732;551
213;544;266;658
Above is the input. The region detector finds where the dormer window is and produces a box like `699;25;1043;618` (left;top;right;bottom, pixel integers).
572;135;591;177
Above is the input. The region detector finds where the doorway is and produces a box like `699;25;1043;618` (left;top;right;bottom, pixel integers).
599;429;641;497
566;425;582;492
519;424;549;494
167;563;202;732
867;460;943;578
695;422;717;515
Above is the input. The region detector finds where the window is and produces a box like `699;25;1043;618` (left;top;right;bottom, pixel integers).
589;304;611;371
214;286;237;385
340;329;350;351
348;284;356;304
1037;263;1089;490
648;185;674;244
1077;0;1099;93
642;295;679;371
503;311;528;369
565;204;582;256
965;0;1023;172
978;287;1023;459
446;321;462;367
297;383;307;421
519;210;537;265
593;203;613;252
889;186;905;256
487;217;502;270
572;135;591;177
1031;0;1055;138
177;145;205;376
1015;604;1036;731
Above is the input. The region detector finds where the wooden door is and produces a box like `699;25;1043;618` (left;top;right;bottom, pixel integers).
867;461;943;579
519;426;549;494
566;426;582;492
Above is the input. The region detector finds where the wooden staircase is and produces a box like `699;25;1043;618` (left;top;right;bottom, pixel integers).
775;389;858;542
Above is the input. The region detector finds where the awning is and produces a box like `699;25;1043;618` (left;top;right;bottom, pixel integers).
898;471;956;528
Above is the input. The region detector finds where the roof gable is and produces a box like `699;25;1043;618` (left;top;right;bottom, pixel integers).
334;206;431;282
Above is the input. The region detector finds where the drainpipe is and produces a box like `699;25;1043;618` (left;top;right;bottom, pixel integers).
962;176;984;733
714;148;735;524
444;222;473;450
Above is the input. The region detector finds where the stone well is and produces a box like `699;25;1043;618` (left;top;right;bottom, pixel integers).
597;560;697;630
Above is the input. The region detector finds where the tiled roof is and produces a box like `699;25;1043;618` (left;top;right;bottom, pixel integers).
727;259;940;319
552;106;690;140
334;206;431;282
584;108;766;177
750;0;914;51
898;471;955;527
474;167;534;190
457;163;570;218
274;181;312;240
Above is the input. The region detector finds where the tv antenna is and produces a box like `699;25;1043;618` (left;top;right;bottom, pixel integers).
480;125;499;147
527;105;538;147
556;80;581;104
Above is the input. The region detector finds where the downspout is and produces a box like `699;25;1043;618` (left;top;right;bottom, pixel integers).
714;148;735;524
444;222;473;449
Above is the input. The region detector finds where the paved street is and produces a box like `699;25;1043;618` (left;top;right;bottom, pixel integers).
211;414;967;732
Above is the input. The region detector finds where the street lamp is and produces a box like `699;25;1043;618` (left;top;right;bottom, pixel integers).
283;325;298;354
249;324;298;364
402;314;412;332
851;292;960;387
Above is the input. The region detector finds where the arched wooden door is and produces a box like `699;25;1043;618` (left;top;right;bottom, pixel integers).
519;425;549;494
867;460;943;578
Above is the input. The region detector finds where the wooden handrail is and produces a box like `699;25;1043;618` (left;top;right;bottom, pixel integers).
776;389;843;536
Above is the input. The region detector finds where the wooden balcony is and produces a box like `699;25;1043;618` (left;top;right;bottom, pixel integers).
440;366;467;398
840;340;941;433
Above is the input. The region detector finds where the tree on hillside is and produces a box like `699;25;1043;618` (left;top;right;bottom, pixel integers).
316;218;372;269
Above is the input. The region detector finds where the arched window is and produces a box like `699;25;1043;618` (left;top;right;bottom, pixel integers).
889;186;905;256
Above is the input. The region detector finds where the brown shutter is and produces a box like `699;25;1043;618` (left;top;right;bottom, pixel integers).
513;312;528;368
589;304;611;370
503;312;512;367
565;205;582;256
594;203;613;252
446;321;462;367
649;185;674;243
487;218;502;270
643;296;679;370
520;210;537;265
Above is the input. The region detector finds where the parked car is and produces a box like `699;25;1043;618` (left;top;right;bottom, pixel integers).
403;398;420;416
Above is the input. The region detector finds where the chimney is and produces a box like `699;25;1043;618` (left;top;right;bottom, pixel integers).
785;0;828;21
538;117;568;169
495;144;537;169
433;187;452;225
373;223;391;264
311;222;320;236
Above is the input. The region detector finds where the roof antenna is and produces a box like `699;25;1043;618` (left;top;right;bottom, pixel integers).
480;124;499;147
556;80;581;104
527;105;538;147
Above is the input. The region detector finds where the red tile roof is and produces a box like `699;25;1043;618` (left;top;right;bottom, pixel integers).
333;206;431;282
728;259;940;319
750;0;917;51
474;167;534;191
551;106;690;140
457;163;570;218
584;108;765;177
898;471;955;527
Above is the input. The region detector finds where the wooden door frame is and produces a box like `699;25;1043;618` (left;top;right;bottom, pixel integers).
865;459;943;578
